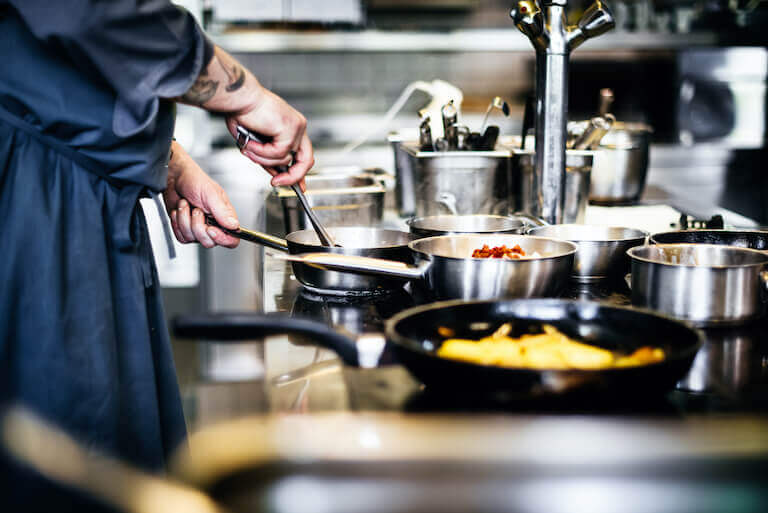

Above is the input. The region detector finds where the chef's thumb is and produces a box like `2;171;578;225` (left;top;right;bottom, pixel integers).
207;188;240;231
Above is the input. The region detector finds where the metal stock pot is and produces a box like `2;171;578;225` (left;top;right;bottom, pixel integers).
628;244;768;326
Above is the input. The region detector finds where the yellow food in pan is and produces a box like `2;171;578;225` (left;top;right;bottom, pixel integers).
437;324;665;370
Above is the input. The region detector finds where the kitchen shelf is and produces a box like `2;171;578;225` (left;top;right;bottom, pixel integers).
213;28;718;54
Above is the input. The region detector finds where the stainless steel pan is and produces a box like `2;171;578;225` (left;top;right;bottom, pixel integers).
528;224;648;282
207;217;413;294
628;244;768;326
285;234;577;300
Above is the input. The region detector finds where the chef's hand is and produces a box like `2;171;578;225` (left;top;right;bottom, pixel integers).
226;91;313;190
164;141;240;249
174;45;314;188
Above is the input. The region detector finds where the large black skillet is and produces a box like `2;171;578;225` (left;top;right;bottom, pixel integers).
174;299;703;398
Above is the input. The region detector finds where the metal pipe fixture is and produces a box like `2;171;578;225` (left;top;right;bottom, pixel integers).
510;0;614;224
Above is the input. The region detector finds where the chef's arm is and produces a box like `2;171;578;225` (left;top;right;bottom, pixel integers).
174;45;314;187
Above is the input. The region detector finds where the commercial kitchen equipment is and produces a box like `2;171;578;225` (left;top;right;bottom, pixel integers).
282;234;577;300
277;172;386;233
528;224;648;282
400;143;511;217
628;244;768;325
510;0;615;224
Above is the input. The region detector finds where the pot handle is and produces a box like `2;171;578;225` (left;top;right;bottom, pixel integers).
174;312;361;367
276;252;431;281
205;215;288;251
760;271;768;299
510;212;549;232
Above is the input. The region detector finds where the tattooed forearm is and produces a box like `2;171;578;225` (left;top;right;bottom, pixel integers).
173;45;262;113
181;69;219;105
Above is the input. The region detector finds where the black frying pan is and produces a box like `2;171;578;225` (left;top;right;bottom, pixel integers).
174;299;702;397
651;230;768;251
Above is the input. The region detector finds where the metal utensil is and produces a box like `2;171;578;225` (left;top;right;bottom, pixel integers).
235;125;339;247
570;114;615;150
206;215;412;294
598;87;615;117
628;244;768;326
528;224;648;282
441;100;459;150
480;96;511;133
418;113;434;151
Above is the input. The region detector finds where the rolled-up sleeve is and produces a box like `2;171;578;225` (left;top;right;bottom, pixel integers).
9;0;214;136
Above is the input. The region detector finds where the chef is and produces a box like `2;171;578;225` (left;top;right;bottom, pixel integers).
0;0;311;482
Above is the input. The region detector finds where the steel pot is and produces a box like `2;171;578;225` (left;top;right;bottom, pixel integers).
628;244;768;326
285;234;577;300
407;215;525;239
651;229;768;252
588;122;652;205
401;143;512;217
529;224;648;282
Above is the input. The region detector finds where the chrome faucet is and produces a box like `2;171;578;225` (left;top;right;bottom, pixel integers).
510;0;614;224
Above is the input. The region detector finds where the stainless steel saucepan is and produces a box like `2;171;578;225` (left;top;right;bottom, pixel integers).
628;244;768;326
407;214;526;239
529;224;648;282
284;234;577;300
207;216;413;294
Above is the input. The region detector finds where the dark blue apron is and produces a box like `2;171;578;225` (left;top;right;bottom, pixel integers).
0;3;190;486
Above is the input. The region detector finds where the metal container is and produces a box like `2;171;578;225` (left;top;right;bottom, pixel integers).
290;234;577;301
588;122;653;205
401;143;511;217
628;244;768;326
388;131;417;216
508;146;594;224
529;224;648;282
277;172;385;233
407;215;525;239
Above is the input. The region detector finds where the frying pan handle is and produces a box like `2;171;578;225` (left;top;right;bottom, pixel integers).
173;312;361;367
205;215;288;251
277;252;430;280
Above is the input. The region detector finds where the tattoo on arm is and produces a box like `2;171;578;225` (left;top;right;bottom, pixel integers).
219;53;246;92
181;68;219;105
